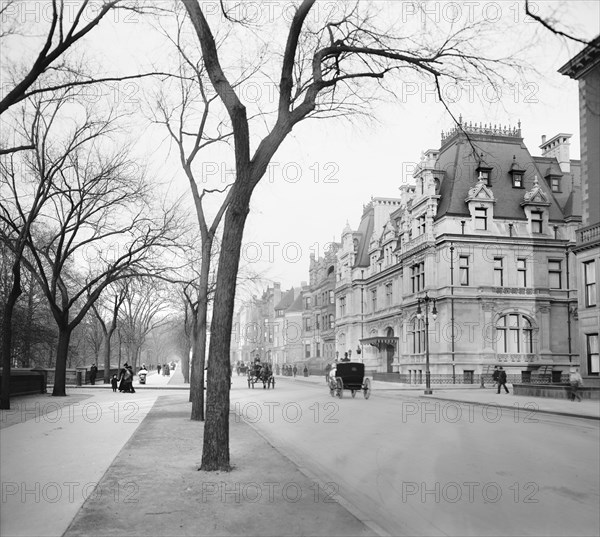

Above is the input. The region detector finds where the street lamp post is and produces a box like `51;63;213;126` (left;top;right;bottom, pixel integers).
416;292;437;395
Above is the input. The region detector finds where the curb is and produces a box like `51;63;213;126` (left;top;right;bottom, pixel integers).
420;395;600;421
234;409;392;537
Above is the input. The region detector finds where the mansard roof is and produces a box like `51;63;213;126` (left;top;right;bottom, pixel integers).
435;125;573;222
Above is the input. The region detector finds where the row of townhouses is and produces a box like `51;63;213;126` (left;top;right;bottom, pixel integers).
230;37;599;386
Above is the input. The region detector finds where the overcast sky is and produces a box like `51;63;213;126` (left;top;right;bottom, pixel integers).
4;0;599;294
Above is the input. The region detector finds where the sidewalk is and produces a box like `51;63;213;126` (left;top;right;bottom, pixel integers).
289;374;600;420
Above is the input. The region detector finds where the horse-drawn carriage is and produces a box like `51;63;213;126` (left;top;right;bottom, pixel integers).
328;361;371;399
248;361;275;389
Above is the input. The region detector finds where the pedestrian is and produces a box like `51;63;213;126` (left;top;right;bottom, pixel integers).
89;363;98;385
303;365;309;377
497;366;509;394
118;363;129;392
111;374;118;392
492;366;500;389
569;367;584;402
126;365;136;393
292;365;297;377
157;364;161;375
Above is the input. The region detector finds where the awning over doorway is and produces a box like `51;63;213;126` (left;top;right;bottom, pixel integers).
360;337;399;350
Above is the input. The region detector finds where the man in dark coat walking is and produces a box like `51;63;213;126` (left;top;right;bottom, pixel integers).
497;366;509;394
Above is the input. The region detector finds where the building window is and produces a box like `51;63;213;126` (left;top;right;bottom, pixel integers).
417;214;426;235
459;255;469;286
548;260;562;289
478;169;491;185
329;290;334;304
584;260;596;307
550;176;561;192
305;297;311;309
329;314;334;329
386;283;393;306
412;318;425;353
315;315;320;330
304;317;312;331
512;173;523;188
339;296;346;316
587;334;599;374
411;262;425;293
494;257;504;287
316;342;321;358
531;211;543;234
496;314;533;353
371;288;377;311
474;208;488;230
305;344;311;358
517;258;527;287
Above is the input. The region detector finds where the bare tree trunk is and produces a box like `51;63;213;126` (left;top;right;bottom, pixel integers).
201;188;250;470
0;265;22;409
52;325;71;397
22;282;34;368
101;329;115;383
190;240;212;420
182;341;190;384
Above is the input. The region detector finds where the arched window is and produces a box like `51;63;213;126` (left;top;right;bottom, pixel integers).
496;314;533;353
411;318;425;353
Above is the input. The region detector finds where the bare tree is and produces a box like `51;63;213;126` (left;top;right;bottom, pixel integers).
152;8;235;420
180;0;531;470
0;98;60;408
525;0;599;47
0;0;176;116
91;282;127;383
1;91;181;396
119;279;173;371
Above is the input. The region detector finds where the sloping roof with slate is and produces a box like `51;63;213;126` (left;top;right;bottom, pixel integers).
354;205;374;267
435;131;576;222
287;293;304;313
274;288;296;312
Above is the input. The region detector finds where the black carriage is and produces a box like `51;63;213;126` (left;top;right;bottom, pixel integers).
248;362;275;389
328;362;371;399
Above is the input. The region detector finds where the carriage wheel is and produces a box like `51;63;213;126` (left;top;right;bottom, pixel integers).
351;390;356;398
336;377;343;398
270;377;275;389
363;378;371;399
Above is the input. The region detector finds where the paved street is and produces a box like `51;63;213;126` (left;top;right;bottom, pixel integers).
230;375;600;537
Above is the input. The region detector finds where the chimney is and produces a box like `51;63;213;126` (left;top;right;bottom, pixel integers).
540;133;572;173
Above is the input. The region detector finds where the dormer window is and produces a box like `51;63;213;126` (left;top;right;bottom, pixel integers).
475;207;488;230
531;210;543;234
478;169;491;186
509;155;525;188
476;155;493;186
512;173;523;188
550;176;561;192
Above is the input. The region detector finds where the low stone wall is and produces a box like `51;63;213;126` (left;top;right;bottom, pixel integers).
513;383;600;400
0;369;46;396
